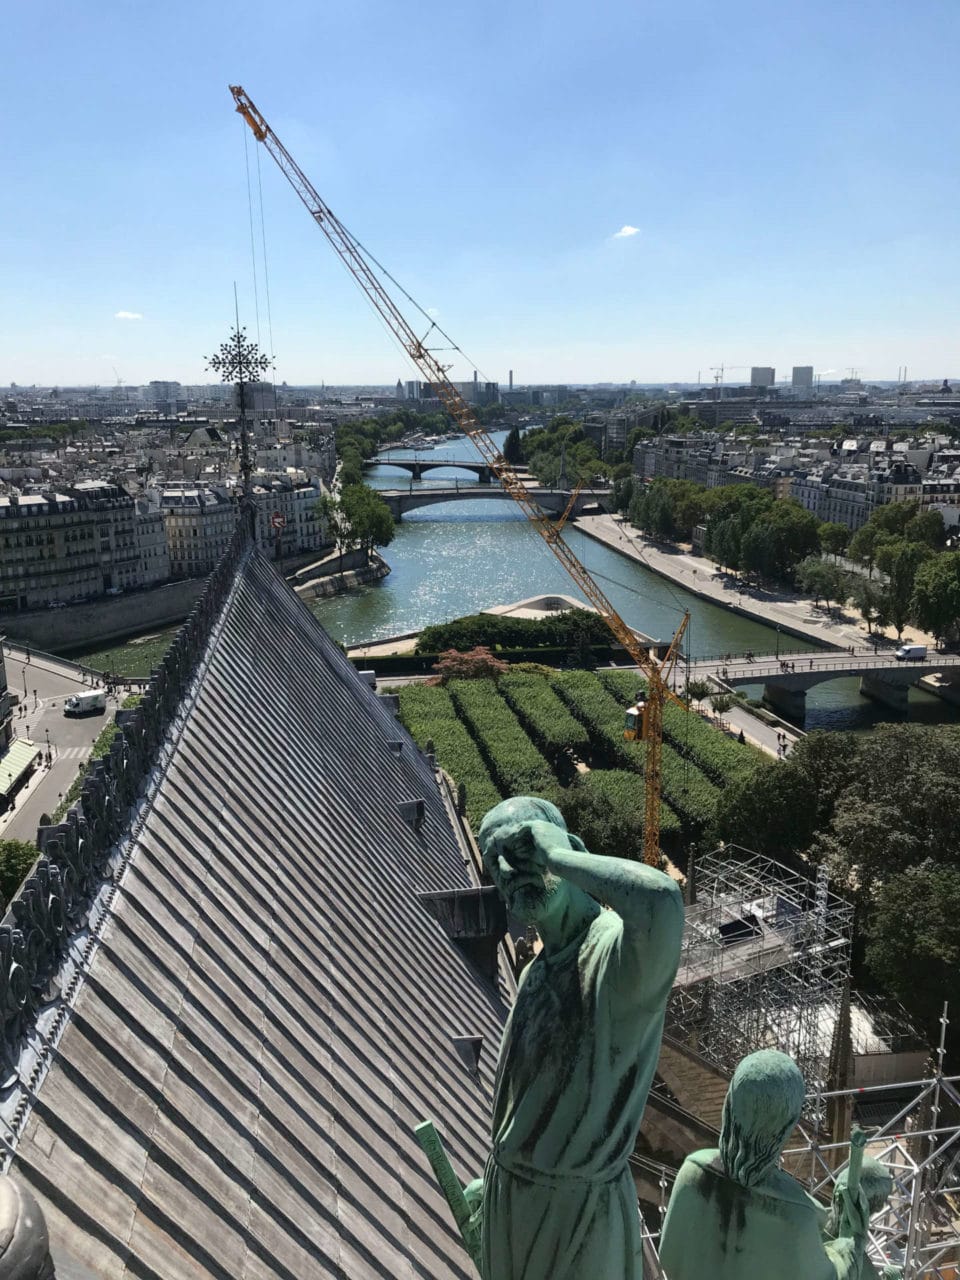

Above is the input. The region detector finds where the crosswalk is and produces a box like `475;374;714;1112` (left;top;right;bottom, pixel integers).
55;746;90;761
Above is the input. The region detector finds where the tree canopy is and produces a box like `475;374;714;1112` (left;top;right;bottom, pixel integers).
911;551;960;642
338;484;395;558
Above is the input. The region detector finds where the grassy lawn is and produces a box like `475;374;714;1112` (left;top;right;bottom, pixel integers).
71;627;179;678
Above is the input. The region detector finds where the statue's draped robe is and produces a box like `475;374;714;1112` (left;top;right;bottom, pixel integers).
659;1151;862;1280
481;906;680;1280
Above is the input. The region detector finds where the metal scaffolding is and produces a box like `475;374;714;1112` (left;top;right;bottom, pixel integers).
667;845;854;1093
785;1010;960;1279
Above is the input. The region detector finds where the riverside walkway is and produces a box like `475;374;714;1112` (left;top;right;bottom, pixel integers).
575;512;937;654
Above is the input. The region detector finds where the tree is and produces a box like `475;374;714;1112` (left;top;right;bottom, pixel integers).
850;576;885;635
339;483;395;563
847;524;882;578
316;493;349;569
612;475;635;515
865;864;960;1039
904;506;946;549
911;551;960;643
683;679;712;705
0;840;39;910
739;522;778;581
706;514;743;572
810;725;960;901
711;730;862;859
795;556;836;608
708;692;734;725
875;537;934;639
819;522;849;559
503;425;522;465
432;647;509;684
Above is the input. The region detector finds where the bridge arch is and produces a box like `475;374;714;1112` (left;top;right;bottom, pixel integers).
364;457;494;482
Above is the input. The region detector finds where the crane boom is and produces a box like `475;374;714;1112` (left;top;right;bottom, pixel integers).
230;84;689;865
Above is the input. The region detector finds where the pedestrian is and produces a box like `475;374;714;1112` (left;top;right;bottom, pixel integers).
24;648;30;665
809;658;814;670
737;729;746;745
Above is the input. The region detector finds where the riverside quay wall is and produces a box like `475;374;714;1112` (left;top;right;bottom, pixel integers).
1;578;207;651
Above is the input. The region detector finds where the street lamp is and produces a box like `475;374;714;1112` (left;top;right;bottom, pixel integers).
775;624;781;660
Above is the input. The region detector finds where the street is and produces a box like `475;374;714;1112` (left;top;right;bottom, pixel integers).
1;649;112;843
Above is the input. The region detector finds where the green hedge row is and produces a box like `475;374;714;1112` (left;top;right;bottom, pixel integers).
556;770;681;863
447;679;556;799
597;670;764;787
396;685;502;828
498;672;592;758
550;670;718;831
550;670;643;770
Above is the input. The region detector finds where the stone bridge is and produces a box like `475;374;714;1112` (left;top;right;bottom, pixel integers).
379;485;611;519
365;456;498;482
690;649;960;717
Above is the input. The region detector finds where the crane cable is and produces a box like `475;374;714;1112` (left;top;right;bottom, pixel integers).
242;124;263;352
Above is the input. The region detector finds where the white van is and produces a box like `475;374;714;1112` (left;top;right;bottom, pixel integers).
64;689;107;716
895;644;927;661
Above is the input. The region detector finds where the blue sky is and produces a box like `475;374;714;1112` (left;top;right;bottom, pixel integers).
3;0;958;387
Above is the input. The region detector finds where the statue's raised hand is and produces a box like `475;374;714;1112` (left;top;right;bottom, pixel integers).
495;819;569;875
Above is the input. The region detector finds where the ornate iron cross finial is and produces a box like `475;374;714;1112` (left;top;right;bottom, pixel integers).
206;325;271;496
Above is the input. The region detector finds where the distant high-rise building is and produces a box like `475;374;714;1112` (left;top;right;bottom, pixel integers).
405;380;421;400
750;367;775;388
395;379;404;399
792;366;814;390
509;369;514;390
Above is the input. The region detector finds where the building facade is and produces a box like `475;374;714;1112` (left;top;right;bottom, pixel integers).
0;482;146;611
159;484;237;579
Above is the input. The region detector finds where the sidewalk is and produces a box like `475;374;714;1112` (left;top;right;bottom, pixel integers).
575;514;936;654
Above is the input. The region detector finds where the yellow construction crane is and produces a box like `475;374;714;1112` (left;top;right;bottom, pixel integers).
230;84;690;866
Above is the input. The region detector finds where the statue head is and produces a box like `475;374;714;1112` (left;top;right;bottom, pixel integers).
719;1050;805;1188
478;796;583;927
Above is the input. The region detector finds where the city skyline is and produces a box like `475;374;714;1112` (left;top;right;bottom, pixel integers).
3;0;958;386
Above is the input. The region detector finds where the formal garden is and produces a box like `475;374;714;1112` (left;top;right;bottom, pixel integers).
397;668;764;861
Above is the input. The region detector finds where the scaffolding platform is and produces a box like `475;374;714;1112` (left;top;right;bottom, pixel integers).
668;845;854;1091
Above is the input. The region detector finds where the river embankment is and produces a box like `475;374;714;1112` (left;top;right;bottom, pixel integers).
574;513;910;654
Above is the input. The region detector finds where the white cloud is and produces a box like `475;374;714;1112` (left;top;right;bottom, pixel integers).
114;310;143;321
613;225;640;239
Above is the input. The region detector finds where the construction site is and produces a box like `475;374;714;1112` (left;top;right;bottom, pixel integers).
634;844;960;1278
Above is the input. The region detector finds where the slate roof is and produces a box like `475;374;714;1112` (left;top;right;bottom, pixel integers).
9;542;507;1279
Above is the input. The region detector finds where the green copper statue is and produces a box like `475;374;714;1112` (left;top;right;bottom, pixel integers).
469;795;685;1280
659;1050;875;1280
826;1157;903;1280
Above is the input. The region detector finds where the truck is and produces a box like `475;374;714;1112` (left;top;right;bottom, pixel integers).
895;643;928;662
64;689;107;716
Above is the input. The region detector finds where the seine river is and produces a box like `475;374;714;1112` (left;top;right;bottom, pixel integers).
312;432;958;734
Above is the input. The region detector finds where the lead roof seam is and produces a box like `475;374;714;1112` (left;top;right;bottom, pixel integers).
2;543;254;1172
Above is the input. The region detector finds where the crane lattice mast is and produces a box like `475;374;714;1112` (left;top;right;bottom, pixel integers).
230;84;689;865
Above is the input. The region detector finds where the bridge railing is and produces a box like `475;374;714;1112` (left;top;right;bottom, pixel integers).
698;652;960;681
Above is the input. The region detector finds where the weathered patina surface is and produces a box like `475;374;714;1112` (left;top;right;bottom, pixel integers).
473;795;685;1280
660;1049;873;1280
826;1156;903;1280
